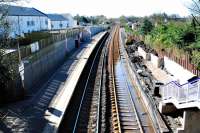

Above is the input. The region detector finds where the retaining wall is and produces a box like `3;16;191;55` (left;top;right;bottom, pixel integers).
150;54;164;68
23;26;106;93
138;47;147;59
89;26;105;36
24;26;107;93
138;47;195;84
3;26;106;103
138;46;151;60
164;56;195;84
24;37;75;93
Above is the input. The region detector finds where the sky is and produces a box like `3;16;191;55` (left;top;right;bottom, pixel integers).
17;0;192;18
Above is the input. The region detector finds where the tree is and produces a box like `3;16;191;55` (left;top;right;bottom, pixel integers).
188;0;200;26
188;0;200;15
74;15;91;24
126;16;139;23
139;19;153;35
0;1;23;104
119;15;128;25
149;13;168;25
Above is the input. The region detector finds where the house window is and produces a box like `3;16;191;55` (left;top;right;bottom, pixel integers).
59;23;63;28
31;21;35;26
27;21;30;26
45;20;48;25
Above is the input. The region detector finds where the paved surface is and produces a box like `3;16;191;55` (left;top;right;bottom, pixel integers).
145;61;173;84
0;33;105;133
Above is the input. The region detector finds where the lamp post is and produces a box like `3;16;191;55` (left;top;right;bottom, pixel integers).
16;34;25;98
17;15;25;98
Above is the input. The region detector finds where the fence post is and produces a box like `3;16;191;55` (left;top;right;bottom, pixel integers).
178;85;180;101
166;85;168;99
187;84;189;102
198;81;200;102
162;87;164;100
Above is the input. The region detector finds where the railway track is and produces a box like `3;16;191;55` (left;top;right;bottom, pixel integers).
107;25;154;133
60;25;156;133
72;32;109;132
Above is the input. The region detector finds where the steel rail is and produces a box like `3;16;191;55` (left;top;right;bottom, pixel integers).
109;26;122;132
72;33;109;133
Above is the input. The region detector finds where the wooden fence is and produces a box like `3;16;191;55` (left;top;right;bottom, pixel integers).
12;28;80;60
130;34;200;77
157;50;200;77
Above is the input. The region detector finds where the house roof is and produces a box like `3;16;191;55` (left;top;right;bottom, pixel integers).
47;14;68;21
4;5;47;16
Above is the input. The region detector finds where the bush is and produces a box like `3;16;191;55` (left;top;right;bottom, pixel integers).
145;22;192;48
191;50;200;69
17;32;52;46
139;19;153;35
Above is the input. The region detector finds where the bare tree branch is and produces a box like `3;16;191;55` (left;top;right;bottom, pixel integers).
188;7;200;15
192;14;200;26
192;0;200;13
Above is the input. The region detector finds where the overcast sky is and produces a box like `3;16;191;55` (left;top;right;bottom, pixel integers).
17;0;192;18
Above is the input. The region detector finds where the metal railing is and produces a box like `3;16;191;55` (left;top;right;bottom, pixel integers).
161;78;200;105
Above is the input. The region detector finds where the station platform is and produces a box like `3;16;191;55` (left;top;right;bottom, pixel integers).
43;31;107;132
0;32;106;133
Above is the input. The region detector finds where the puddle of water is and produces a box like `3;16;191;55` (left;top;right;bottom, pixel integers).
114;56;154;133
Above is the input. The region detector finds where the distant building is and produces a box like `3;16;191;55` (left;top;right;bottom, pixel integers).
4;5;50;38
47;14;69;30
131;22;140;30
127;22;133;28
62;14;77;27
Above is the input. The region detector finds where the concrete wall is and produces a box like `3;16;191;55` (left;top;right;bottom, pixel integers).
23;37;75;93
81;26;107;42
164;56;195;84
177;110;200;133
150;54;163;68
138;47;147;60
89;26;104;36
4;27;106;102
151;54;159;68
23;26;106;92
137;46;195;84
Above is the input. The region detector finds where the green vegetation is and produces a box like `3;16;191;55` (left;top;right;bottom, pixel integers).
145;22;189;48
0;1;22;104
74;14;109;25
192;50;200;69
145;21;200;69
139;19;153;35
124;24;133;34
122;13;200;69
19;32;52;46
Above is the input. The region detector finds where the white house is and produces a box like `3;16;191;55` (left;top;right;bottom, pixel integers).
47;14;69;30
5;5;51;38
131;22;140;30
61;14;77;27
